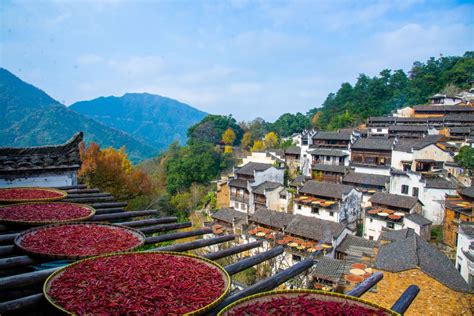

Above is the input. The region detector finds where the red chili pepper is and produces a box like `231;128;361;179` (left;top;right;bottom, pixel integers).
20;224;142;257
47;253;226;315
0;188;63;200
0;203;91;222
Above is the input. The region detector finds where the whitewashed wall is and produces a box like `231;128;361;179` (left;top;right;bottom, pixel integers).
0;171;77;188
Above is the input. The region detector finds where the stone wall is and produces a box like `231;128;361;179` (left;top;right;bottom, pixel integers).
216;181;230;208
362;268;473;315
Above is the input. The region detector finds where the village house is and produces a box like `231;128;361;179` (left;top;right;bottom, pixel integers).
342;172;389;208
299;129;318;176
252;181;285;212
335;234;376;261
389;171;457;225
456;222;474;289
228;162;284;214
362;229;473;316
428;93;464;106
413;105;474;118
294;180;361;229
311;164;348;183
443;186;474;249
364;192;429;241
241;150;285;168
284;146;301;178
0;132;83;188
367;115;474;129
350;138;396;176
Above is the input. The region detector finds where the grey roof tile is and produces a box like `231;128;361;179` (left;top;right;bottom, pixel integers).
211;208;247;224
235;162;273;176
351;138;395;151
342;172;389;187
252;181;283;195
312;164;347;174
299;180;354;199
370;192;420;210
405;213;432;226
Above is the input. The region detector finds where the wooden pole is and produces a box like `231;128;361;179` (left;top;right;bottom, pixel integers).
204;241;261;261
89;201;127;209
391;285;420;314
90;210;157;221
212;258;314;312
345;272;383;297
0;293;43;314
145;228;212;244
0;244;15;256
138;222;192;234
94;207;125;215
0;267;59;290
119;217;177;227
0;233;17;244
224;246;283;275
152;235;235;252
0;255;39;269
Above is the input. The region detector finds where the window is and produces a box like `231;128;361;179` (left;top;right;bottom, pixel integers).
387;222;394;229
412;187;419;198
326;156;330;162
311;207;319;214
457;263;461;272
369;236;374;240
377;128;382;132
329;212;334;217
401;185;409;194
297;204;302;210
292;255;301;262
370;218;373;223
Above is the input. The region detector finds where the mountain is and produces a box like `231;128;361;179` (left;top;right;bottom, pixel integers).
70;93;207;149
0;68;157;162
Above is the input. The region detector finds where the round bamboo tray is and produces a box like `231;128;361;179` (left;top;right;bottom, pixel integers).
0;187;67;203
0;202;95;226
44;251;231;315
218;289;399;315
14;222;146;260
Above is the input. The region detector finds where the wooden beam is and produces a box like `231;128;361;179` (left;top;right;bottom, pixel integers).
89;201;128;209
223;246;283;275
0;293;43;314
0;255;39;270
0;233;17;244
119;217;177;227
94;207;125;215
0;245;15;256
0;267;59;291
152;235;235;252
63;188;100;194
64;193;111;199
390;285;420;314
138;222;192;234
90;210;157;221
65;196;115;203
203;241;262;261
212;258;314;312
145;228;212;245
345;272;383;297
55;185;87;190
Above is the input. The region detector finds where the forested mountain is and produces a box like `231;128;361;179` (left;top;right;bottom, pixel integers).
70;93;206;149
309;51;474;130
0;68;157;162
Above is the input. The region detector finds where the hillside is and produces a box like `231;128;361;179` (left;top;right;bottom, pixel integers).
309;51;474;130
70;93;206;149
0;68;157;162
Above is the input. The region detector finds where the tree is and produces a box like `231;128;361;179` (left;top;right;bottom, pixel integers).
454;146;474;172
252;140;265;152
247;118;268;140
222;128;236;146
264;131;279;148
268;113;310;137
242;131;252;149
187;114;244;145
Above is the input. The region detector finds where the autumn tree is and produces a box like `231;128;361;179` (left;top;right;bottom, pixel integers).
78;142;151;200
242;131;252;149
264;131;279;148
252;140;265;152
222;128;236;145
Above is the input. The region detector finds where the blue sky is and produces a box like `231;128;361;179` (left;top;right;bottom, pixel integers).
1;0;473;121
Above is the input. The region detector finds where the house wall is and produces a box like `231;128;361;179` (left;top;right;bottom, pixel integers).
0;171;77;188
265;188;284;211
403;218;430;241
353;166;391;176
391;150;413;170
241;152;277;165
456;231;474;288
253;167;284;186
412;144;453;169
443;208;473;248
361;269;473;316
338;190;362;227
294;203;340;223
363;216;404;241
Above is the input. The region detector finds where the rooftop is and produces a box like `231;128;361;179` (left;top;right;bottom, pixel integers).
394;136;442;153
460;186;474;199
308;148;348;157
459;222;474;238
284;147;301;155
312;257;349;283
370;192;420;210
342;172;389;188
388;125;428;132
299;180;354;199
405;213;432;226
312;132;352;141
211;207;247;225
423;176;456;190
228;178;248;189
252;181;283;195
235;162;273;176
336;234;376;255
311;164;347;174
351;138;395;151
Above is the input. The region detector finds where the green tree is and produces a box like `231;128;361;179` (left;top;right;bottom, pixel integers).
454;146;474;172
187;114;244;145
268;113;309;137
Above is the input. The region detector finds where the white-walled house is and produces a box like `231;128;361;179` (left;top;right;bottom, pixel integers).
456;222;474;289
252;181;285;212
229;162;284;214
342;172;389;208
0;132;83;188
389;171;457;225
429;93;463;105
294;180;361;229
241;151;284;167
350;138;396;176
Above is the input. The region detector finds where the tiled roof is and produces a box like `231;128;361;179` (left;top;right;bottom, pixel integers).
459;222;474;238
413;105;474;113
351;138;395;151
379;228;415;242
336;234;376;255
394;136;442;152
308;149;348;157
284;147;301;155
211;208;247;224
249;208;294;229
252;181;283;195
229;178;248;189
342;172;389;187
405;213;432;226
312;164;347;174
313;132;351;141
423;177;456;190
0;132;83;175
235;162;273;176
460;186;474;199
289;175;310;187
388;125;429;132
312;257;349;283
370;192;420;210
299;180;354;199
375;233;471;293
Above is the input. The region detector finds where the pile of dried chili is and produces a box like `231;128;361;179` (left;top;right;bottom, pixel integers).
46;253;227;314
19;224;143;257
225;294;389;316
0;203;92;223
0;188;65;201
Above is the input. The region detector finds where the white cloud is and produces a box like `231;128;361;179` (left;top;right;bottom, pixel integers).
77;53;103;65
107;55;165;78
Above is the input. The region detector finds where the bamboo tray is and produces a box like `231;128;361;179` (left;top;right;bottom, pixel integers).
0;202;95;226
44;251;231;315
15;222;146;260
0;187;67;203
218;289;399;315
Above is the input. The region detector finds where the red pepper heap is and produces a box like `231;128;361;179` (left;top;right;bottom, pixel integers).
0;188;64;201
20;224;142;257
47;253;227;314
226;294;389;316
0;203;91;222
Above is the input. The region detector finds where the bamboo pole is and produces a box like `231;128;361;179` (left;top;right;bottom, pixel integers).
204;241;262;261
152;235;235;252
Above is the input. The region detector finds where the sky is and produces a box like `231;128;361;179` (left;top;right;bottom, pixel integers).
1;0;473;121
